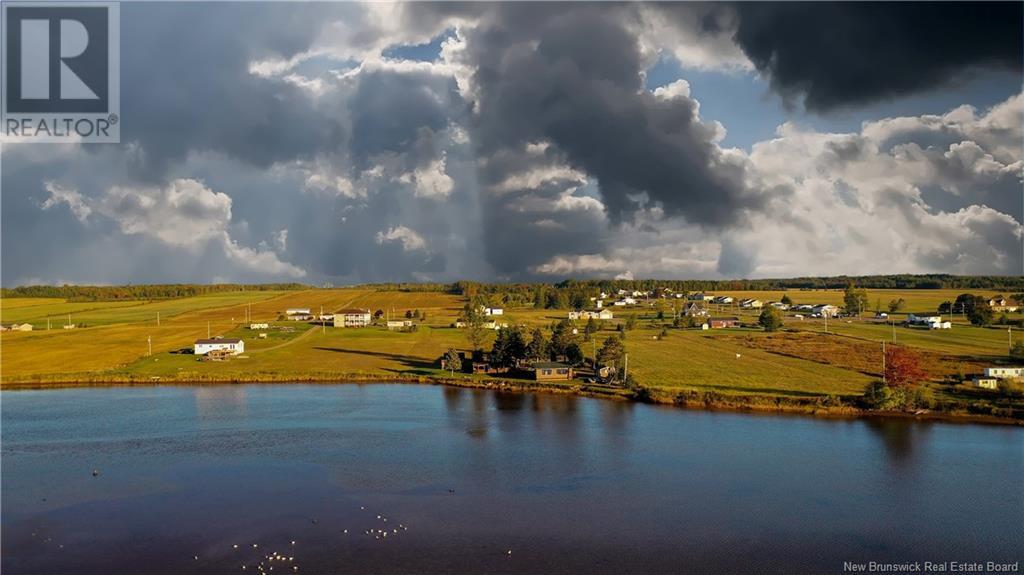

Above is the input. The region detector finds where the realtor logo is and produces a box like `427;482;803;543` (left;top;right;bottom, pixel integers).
2;1;119;142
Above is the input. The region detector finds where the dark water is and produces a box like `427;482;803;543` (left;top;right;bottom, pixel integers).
2;385;1021;575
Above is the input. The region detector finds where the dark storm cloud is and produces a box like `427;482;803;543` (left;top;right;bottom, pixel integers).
117;3;352;179
458;3;763;228
728;2;1024;111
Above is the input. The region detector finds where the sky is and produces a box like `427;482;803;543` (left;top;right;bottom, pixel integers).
2;1;1022;286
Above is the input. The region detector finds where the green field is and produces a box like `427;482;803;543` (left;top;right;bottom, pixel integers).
2;287;1021;420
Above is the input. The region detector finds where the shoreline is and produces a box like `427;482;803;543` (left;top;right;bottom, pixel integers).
2;374;1020;427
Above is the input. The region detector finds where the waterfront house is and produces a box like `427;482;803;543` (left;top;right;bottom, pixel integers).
532;361;573;381
194;338;244;356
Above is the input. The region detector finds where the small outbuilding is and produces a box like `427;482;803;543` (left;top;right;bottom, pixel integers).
972;377;999;390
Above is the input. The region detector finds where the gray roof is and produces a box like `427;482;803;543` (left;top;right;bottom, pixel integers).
533;361;570;369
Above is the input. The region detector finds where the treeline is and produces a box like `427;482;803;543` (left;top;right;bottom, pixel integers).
544;275;1024;292
1;283;308;301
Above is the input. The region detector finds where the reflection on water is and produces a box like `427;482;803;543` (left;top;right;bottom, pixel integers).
193;386;249;421
2;384;1021;575
864;417;934;466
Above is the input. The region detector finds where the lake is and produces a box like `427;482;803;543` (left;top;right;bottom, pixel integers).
2;384;1021;574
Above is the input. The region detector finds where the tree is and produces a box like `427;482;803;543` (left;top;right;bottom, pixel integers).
533;285;547;309
405;309;414;319
597;336;625;368
884;346;926;388
545;290;568;310
780;294;793;306
843;284;869;316
463;302;488;351
564;343;584;366
584;316;597;341
550;319;578;359
526;328;549;361
1010;340;1024;360
491;326;526;368
624;314;637;331
758;306;783;332
443;348;463;376
888;298;906;313
969;303;994;326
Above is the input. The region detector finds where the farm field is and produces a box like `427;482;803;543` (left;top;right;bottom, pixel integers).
2;287;1022;421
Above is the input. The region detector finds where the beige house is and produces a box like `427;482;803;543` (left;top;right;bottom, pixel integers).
334;308;372;327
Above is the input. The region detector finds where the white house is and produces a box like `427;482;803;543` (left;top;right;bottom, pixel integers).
713;296;734;305
333;308;372;327
249;323;269;330
739;299;764;309
194;338;244;356
688;292;714;301
813;304;840;318
983;367;1024;379
568;309;613;321
928;321;952;330
387;319;414;330
1;323;33;331
285;308;313;321
770;302;790;310
483;307;504;316
683;302;708;317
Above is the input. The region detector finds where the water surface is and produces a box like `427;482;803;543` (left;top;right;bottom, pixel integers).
2;384;1021;574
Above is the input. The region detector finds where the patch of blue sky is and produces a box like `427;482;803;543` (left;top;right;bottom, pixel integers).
645;54;1021;150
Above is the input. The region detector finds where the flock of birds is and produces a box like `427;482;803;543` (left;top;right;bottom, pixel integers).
204;504;512;572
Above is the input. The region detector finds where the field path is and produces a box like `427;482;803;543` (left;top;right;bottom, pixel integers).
246;291;368;355
247;326;318;354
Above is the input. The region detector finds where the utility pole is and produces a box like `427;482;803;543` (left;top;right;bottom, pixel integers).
67;313;71;328
321;305;325;334
824;313;828;334
47;317;51;330
207;321;211;339
157;311;160;326
623;353;629;380
148;335;152;357
882;340;886;384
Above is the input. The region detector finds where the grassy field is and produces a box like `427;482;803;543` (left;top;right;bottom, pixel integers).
2;287;1021;420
